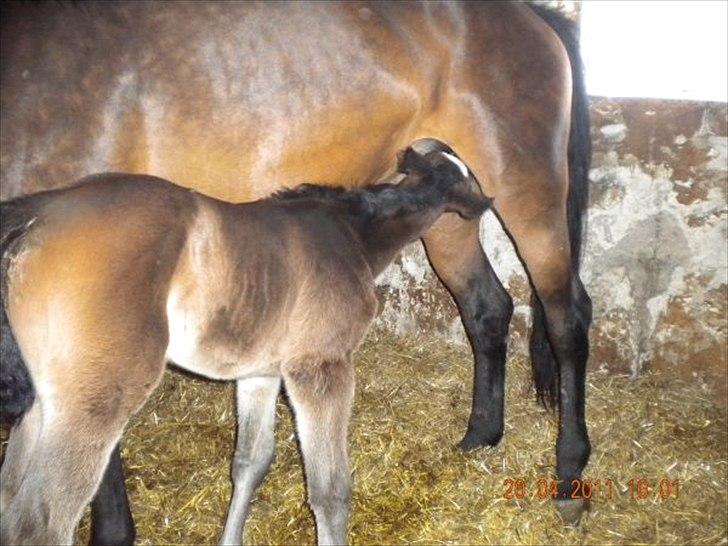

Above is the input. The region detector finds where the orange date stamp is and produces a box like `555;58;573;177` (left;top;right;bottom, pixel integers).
502;477;681;501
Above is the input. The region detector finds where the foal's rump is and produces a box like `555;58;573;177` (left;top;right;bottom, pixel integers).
2;176;194;418
0;177;199;545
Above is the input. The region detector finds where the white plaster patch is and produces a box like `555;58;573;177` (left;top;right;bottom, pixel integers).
598;267;635;310
401;252;428;284
704;136;727;173
479;210;525;289
584;139;727;374
599;123;628;143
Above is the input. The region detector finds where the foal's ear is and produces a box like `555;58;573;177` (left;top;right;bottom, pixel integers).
396;146;430;175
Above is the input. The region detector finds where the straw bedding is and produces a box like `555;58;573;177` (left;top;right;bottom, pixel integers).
2;329;726;545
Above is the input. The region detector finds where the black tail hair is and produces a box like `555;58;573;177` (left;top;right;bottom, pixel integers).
0;195;46;424
527;4;592;408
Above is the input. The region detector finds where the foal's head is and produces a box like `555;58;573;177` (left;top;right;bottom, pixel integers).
396;138;492;220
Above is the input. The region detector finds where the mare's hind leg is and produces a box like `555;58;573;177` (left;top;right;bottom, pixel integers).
0;401;41;512
422;214;513;450
282;358;354;546
425;10;591;518
493;173;592;524
219;377;281;546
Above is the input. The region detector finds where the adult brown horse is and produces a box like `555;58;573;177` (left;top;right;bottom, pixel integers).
0;0;592;540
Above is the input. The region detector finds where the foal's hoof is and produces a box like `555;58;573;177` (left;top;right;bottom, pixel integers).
457;427;503;451
554;498;588;526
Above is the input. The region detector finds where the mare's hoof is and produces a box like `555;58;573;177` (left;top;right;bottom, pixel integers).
554;498;588;526
457;427;503;452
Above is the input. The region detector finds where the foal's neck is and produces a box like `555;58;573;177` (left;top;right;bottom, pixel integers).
271;181;446;278
349;186;444;277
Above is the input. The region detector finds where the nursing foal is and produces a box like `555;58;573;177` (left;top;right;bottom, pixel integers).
0;140;490;545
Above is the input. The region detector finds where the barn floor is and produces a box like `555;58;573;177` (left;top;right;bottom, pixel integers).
2;330;726;545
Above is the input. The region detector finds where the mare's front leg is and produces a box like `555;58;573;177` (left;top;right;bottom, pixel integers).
90;444;136;546
422;214;513;450
219;377;281;546
282;358;354;546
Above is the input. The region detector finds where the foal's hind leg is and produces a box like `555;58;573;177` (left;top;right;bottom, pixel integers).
283;359;354;546
0;355;166;545
219;377;281;546
1;409;123;545
422;214;513;450
0;401;41;512
1;411;134;546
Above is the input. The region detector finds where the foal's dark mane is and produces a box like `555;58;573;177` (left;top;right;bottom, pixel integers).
273;178;448;226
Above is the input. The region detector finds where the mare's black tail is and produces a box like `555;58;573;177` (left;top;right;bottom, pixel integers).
527;5;592;408
0;195;46;424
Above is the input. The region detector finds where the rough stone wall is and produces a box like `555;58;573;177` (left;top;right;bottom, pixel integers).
375;98;727;404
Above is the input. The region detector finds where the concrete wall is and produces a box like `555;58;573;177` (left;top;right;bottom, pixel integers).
375;98;727;403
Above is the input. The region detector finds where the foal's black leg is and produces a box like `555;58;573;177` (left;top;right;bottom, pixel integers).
90;444;135;546
453;258;513;450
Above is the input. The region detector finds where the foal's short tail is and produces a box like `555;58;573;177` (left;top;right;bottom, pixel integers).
527;5;592;409
0;194;47;423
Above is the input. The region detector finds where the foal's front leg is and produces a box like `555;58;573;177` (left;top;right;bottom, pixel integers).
219;377;281;546
283;359;355;546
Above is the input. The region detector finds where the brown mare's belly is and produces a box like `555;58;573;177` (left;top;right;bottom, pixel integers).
1;1;462;201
